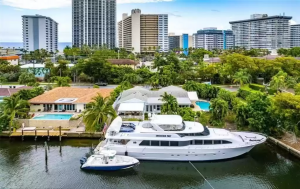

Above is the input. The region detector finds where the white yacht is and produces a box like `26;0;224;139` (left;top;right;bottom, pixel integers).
95;115;266;161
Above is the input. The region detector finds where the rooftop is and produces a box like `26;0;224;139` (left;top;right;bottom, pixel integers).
108;59;139;66
230;15;292;24
29;87;113;104
0;56;19;60
0;86;33;97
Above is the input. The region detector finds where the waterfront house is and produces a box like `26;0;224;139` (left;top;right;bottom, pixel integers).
0;55;19;65
113;86;198;120
29;87;113;112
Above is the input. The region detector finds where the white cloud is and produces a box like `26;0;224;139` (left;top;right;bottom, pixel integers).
290;20;297;25
2;0;173;10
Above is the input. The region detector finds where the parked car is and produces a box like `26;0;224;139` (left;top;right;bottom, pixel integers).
95;82;108;86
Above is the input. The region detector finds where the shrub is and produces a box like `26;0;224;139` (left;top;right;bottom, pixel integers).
249;84;265;92
93;84;99;88
237;86;259;100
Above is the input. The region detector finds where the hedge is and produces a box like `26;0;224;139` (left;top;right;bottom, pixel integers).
237;86;259;100
249;84;265;92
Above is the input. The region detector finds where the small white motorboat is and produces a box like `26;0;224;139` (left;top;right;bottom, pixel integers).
80;150;139;171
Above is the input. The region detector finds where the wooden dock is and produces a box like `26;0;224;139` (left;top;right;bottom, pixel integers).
0;128;104;141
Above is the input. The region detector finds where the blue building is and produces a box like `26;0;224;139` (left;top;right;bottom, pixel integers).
194;28;234;50
168;33;193;54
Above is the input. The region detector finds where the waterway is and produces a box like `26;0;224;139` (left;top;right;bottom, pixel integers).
1;139;300;189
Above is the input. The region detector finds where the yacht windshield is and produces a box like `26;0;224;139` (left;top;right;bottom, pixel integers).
161;122;186;131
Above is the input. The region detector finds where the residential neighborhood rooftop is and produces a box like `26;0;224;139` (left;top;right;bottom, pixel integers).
29;87;113;104
108;59;139;65
0;86;32;97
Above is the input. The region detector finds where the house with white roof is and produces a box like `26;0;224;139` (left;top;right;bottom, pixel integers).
113;86;198;120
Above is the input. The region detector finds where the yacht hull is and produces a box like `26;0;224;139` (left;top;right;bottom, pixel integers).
105;145;258;161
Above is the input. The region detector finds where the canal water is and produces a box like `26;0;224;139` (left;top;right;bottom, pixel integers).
1;139;300;189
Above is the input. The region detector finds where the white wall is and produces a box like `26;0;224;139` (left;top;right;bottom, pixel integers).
76;104;85;112
131;11;141;53
39;18;47;50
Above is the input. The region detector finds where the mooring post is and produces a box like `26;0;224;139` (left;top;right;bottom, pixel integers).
22;129;24;141
47;129;50;141
45;141;48;161
59;126;62;142
35;129;37;141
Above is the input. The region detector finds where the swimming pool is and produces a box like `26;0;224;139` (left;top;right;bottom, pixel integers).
32;114;73;120
195;101;210;111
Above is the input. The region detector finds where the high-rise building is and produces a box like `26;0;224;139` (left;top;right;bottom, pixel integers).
72;0;116;48
193;28;234;50
22;14;58;52
168;33;181;51
230;14;292;50
168;33;193;54
291;24;300;48
118;9;168;53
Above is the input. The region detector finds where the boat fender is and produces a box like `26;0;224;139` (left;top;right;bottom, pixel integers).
80;157;87;165
125;151;128;156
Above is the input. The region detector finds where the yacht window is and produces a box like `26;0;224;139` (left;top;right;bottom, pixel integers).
140;140;150;146
190;140;194;145
170;141;179;146
161;141;169;146
222;140;232;144
151;141;159;146
195;140;203;145
204;140;213;145
214;140;221;144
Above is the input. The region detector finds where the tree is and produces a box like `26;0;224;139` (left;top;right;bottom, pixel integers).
1;95;29;133
18;72;36;86
51;76;72;87
160;92;178;114
82;95;116;132
272;93;300;138
182;81;199;91
270;71;288;92
210;98;228;127
177;107;197;121
232;69;251;86
0;75;7;87
295;83;300;95
123;73;138;84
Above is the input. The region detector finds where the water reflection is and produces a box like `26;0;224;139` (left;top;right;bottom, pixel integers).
1;139;300;189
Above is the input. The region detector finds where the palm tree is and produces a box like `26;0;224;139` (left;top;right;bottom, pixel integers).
232;69;251;87
1;96;29;133
160;92;178;114
210;98;228;126
82;95;116;132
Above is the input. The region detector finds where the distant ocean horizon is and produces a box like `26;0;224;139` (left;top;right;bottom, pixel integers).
0;42;72;52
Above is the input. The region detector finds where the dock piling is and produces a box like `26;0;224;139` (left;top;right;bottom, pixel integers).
44;141;48;161
22;129;24;141
47;129;50;141
34;130;37;141
59;126;62;142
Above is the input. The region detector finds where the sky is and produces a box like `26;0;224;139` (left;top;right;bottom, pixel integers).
0;0;299;42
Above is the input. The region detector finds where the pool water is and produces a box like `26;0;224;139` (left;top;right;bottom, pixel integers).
32;114;73;120
196;101;210;111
